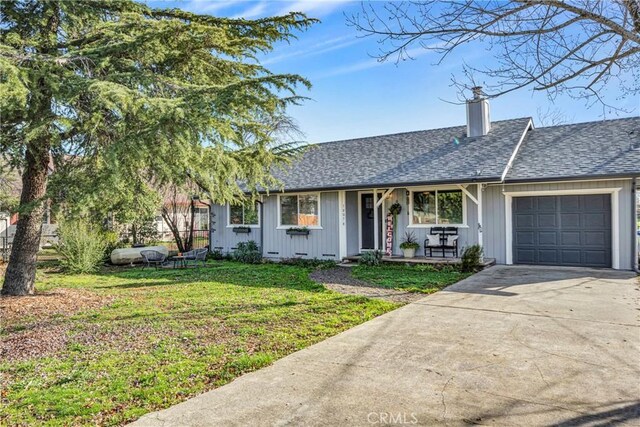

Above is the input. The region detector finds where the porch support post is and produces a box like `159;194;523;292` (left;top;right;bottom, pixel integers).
457;184;479;205
373;189;379;250
338;190;347;260
477;184;484;260
375;187;395;208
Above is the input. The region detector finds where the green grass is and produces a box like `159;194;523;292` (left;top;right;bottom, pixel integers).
352;264;472;293
1;262;397;426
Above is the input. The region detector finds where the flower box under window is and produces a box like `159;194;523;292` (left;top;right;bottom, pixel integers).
286;228;310;237
232;226;251;234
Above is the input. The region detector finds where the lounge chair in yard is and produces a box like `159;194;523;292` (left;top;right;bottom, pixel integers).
140;250;168;270
183;248;208;268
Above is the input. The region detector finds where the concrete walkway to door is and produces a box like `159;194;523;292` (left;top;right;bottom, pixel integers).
130;266;640;427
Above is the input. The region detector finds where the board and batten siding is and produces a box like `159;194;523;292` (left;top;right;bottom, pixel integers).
210;203;262;253
262;192;340;260
482;179;635;269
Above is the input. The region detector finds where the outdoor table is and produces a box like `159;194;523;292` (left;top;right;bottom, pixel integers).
171;255;187;269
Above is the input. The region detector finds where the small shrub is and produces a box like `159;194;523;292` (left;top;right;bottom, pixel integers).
358;250;383;266
399;231;419;250
279;257;337;269
461;244;483;272
232;241;262;264
56;220;107;273
102;230;125;262
209;248;224;260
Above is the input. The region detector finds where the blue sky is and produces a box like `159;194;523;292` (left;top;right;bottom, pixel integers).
146;0;638;143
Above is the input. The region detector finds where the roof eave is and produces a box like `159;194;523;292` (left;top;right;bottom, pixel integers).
504;172;639;184
260;177;504;194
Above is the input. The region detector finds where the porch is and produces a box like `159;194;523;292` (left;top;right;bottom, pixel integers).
342;184;484;259
343;255;496;266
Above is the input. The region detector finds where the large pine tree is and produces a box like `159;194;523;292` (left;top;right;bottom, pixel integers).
0;0;315;295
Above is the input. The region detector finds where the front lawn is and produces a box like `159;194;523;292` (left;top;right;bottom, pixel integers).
352;264;472;293
0;262;397;426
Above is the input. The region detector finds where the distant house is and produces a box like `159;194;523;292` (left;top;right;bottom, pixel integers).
210;93;640;270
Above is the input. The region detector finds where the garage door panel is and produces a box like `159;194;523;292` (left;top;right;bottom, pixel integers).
515;214;535;228
560;250;581;265
560;213;581;228
538;249;559;264
513;194;611;268
538;232;557;245
584;231;606;246
537;196;557;211
515;231;535;245
582;194;607;211
560;231;581;246
514;249;536;264
584;251;610;267
583;213;607;227
537;214;557;227
514;197;534;211
560;195;580;211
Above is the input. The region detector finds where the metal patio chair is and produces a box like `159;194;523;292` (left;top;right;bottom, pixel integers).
140;250;168;270
183;248;208;268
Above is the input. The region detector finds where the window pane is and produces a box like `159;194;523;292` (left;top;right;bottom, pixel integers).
412;191;436;224
280;196;298;226
298;194;319;226
229;205;244;225
244;203;259;225
437;190;463;224
195;208;209;230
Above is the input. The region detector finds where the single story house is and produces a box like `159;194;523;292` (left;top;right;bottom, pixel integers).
210;92;640;270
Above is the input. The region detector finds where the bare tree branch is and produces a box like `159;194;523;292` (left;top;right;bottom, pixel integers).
348;0;640;110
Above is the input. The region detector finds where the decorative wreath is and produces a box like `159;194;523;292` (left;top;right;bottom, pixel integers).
389;202;402;215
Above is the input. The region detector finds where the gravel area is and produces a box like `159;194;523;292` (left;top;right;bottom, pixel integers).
310;267;425;304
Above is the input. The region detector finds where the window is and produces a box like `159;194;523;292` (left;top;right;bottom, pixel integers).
228;203;259;227
194;207;209;230
410;189;464;226
279;193;320;227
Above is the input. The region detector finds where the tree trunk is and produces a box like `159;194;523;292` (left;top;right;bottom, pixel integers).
2;2;58;296
2;145;50;296
186;199;195;252
161;208;186;253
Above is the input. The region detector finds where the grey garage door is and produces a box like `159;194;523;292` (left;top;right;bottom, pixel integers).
513;194;611;267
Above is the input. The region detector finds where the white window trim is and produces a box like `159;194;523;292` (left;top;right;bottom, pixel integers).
226;203;261;228
276;192;323;229
504;187;622;269
407;187;468;228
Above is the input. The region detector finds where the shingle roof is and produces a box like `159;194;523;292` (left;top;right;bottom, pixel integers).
506;117;640;181
273;117;532;191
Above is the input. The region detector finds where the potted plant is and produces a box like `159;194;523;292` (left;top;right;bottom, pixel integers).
399;231;419;258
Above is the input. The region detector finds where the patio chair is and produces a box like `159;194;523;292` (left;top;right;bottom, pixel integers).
140;250;168;270
183;248;208;268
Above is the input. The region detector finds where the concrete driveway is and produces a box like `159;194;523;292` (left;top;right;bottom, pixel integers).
131;266;640;426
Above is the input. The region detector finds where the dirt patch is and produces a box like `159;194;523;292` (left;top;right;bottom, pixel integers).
1;288;114;361
310;267;425;304
1;288;113;325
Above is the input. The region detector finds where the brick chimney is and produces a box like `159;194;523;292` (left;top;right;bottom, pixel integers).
466;86;491;137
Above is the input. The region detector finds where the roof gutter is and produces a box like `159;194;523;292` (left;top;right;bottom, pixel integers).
503;173;640;185
255;177;504;195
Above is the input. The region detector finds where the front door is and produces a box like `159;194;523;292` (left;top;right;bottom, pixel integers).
361;193;382;250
